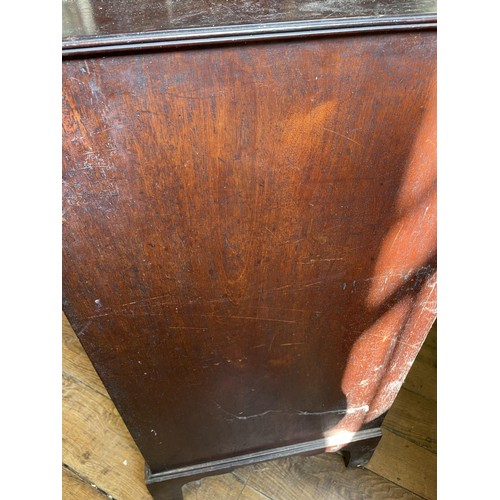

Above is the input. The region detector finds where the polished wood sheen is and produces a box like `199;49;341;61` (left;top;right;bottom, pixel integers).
63;0;436;40
62;2;436;497
62;0;436;57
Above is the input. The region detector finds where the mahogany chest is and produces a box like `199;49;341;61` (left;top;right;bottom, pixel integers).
62;1;437;498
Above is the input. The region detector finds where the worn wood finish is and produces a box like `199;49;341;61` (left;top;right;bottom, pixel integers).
64;29;435;486
62;312;435;499
63;0;437;493
63;31;436;481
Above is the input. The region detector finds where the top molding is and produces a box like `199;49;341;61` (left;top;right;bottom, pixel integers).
62;0;437;57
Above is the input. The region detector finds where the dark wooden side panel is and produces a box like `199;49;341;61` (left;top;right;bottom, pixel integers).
62;32;436;473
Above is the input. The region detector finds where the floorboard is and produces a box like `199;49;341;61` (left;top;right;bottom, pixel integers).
366;431;437;500
63;467;110;499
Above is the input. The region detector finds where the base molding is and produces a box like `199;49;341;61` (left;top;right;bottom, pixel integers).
145;427;382;499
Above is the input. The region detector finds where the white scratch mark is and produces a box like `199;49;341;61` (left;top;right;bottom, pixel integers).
224;315;296;324
68;77;83;85
323;127;361;146
212;401;369;421
77;320;92;336
301;257;344;264
120;294;172;307
281;238;305;245
86;312;111;320
269;284;293;291
268;333;276;352
304;281;323;288
167;326;208;330
388;222;404;254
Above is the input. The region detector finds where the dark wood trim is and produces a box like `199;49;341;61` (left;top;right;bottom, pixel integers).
146;478;187;500
144;429;382;498
145;428;382;484
339;436;383;468
62;14;436;58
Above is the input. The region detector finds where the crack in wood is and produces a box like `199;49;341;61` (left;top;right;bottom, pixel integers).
63;463;116;499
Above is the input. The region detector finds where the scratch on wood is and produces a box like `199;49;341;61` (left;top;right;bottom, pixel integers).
323;127;361;146
268;333;277;352
371;332;420;349
388;222;405;254
68;76;83;85
120;294;172;307
301;257;344;264
163;90;225;100
86;312;112;320
225;316;296;324
77;320;92;336
269;284;293;292
212;401;369;421
281;238;305;245
167;326;208;331
304;281;323;288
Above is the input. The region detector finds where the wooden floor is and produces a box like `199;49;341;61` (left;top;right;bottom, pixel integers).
62;315;436;500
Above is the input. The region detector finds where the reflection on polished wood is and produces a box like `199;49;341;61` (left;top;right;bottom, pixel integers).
63;0;436;41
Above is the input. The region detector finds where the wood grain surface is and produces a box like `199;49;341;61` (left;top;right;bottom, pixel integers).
63;30;436;475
